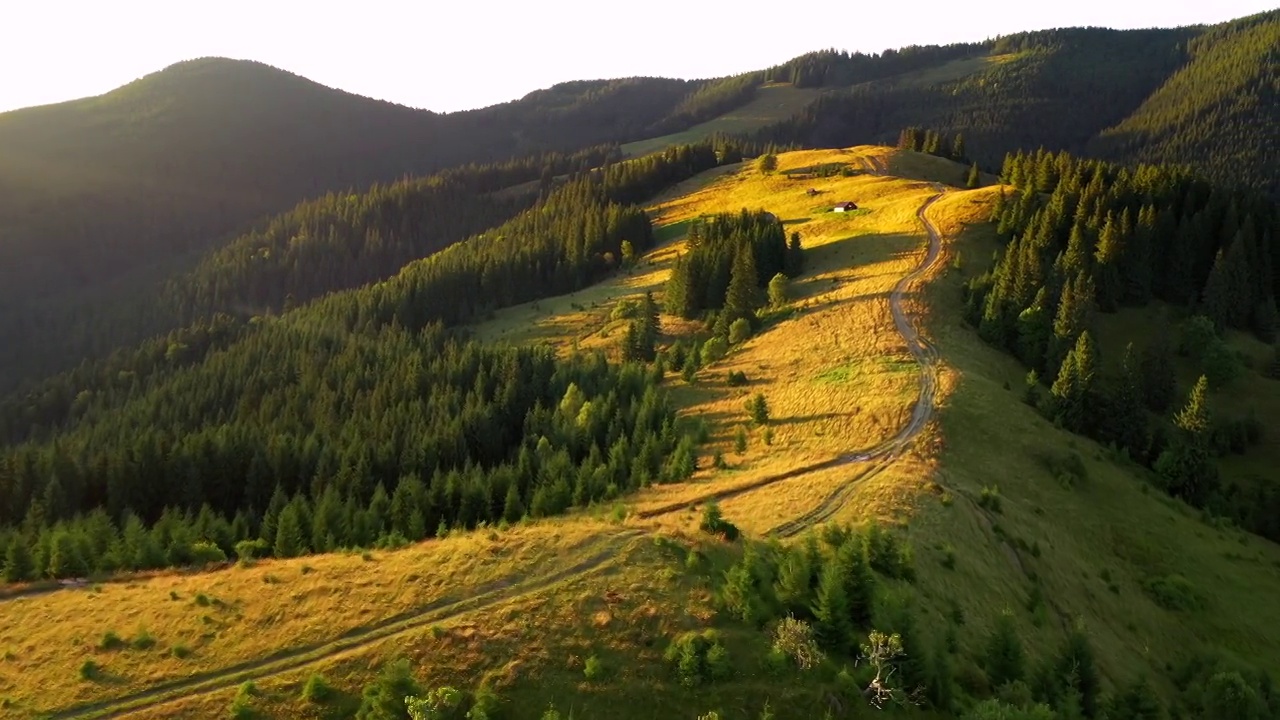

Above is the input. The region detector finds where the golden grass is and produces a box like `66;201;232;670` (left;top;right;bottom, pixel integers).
0;522;629;717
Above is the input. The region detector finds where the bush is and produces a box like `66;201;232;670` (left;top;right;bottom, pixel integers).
665;630;730;687
979;486;1003;513
79;659;100;681
699;501;740;541
726;370;749;386
729;318;753;345
131;628;157;650
1142;574;1202;611
702;336;729;364
99;631;125;651
234;539;269;562
583;654;606;681
194;593;212;607
189;540;227;567
610;299;639;321
171;644;192;659
301;672;333;703
229;681;258;720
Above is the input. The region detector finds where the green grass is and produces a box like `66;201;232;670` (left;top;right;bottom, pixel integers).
621;84;822;157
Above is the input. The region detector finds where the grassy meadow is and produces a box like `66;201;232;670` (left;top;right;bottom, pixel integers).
4;147;1280;719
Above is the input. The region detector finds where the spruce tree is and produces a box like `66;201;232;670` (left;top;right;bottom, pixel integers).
786;232;805;276
723;245;760;327
811;555;853;651
1050;331;1096;432
842;536;876;629
951;133;967;162
746;394;770;426
3;537;34;582
47;530;88;578
1155;376;1218;505
1052;625;1100;718
983;611;1026;689
273;505;307;558
966;162;981;189
768;273;790;307
502;482;525;523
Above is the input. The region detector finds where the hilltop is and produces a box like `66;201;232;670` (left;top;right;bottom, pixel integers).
2;147;1277;720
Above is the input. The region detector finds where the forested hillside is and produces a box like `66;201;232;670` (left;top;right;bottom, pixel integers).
963;148;1280;540
0;61;751;392
0;141;743;580
755;11;1279;195
1089;11;1280;197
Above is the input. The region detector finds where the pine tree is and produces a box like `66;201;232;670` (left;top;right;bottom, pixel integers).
273;505;307;558
722;245;760;327
502;482;525;523
1050;331;1096;432
773;550;814;618
1094;214;1125;312
746;394;770;425
842;536;876;629
966;162;981;189
983;611;1026;689
951;133;967;162
3;537;34;582
1052;625;1100;718
1109;344;1149;458
786;232;805;276
48;530;88;578
1155;376;1218;505
811;556;853;651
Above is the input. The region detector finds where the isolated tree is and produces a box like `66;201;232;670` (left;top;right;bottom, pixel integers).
768;272;790;307
746;393;770;425
966;162;981;189
860;631;906;709
734;425;748;454
620;240;636;268
757;153;778;175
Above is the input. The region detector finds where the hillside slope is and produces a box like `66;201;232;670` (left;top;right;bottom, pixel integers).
3;148;1277;720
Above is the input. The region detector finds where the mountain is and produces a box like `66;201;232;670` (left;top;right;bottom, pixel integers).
754;11;1279;196
0;60;719;391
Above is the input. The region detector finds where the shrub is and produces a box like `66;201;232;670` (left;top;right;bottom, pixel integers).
194;593;212;607
358;658;421;719
734;425;748;454
726;370;749;386
99;631;125;651
169;590;181;601
940;544;956;570
301;672;333;703
171;644;192;659
729;318;753;345
699;501;740;541
1142;574;1202;611
79;659;100;681
610;299;639;321
235;539;269;563
583;655;606;681
763;646;790;675
132;628;157;651
979;486;1003;513
229;681;258;720
190;540;228;567
665;630;730;687
701;336;728;364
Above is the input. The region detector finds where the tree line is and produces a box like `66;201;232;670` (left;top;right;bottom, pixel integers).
0;139;768;580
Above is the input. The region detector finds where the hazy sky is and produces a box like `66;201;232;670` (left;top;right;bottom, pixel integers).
2;0;1274;114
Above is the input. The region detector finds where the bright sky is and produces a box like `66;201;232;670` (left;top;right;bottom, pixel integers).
2;0;1274;114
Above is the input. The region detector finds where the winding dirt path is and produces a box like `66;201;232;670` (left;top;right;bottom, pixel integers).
47;532;639;719
641;158;948;535
46;155;950;719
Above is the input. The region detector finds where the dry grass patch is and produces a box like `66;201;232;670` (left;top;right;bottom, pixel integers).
0;521;628;717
